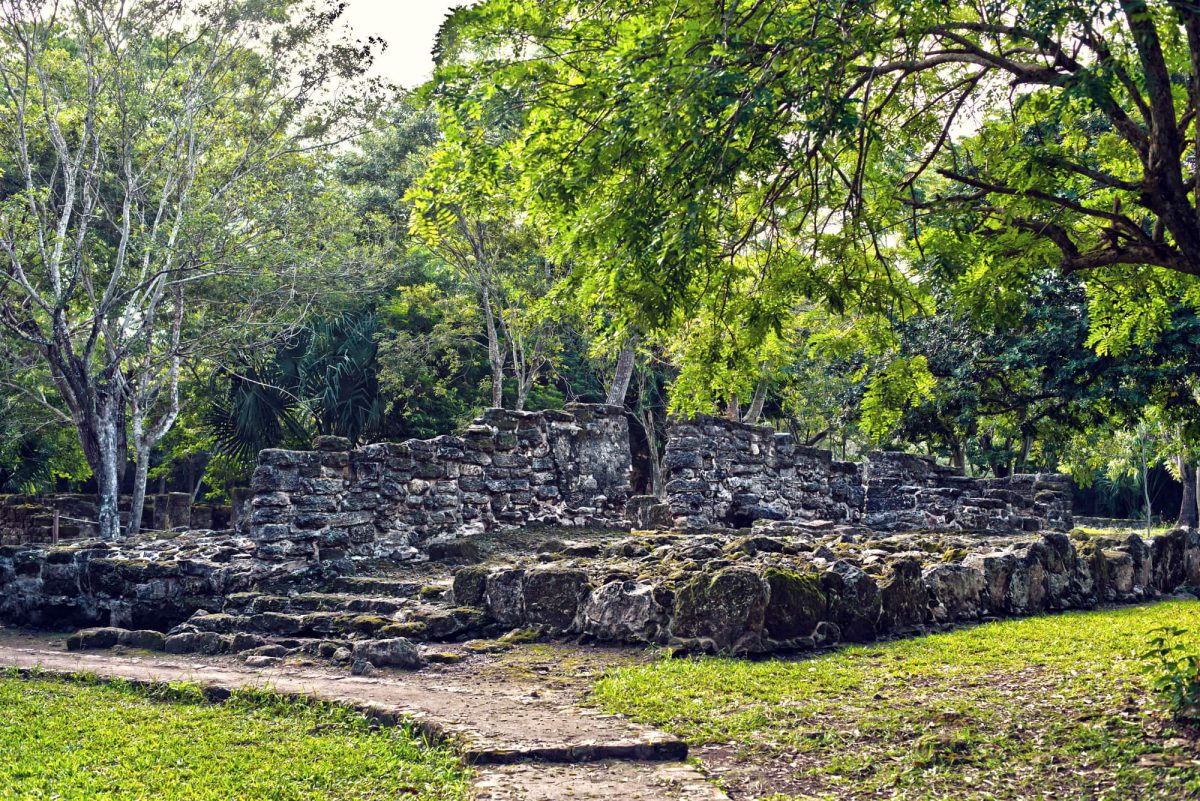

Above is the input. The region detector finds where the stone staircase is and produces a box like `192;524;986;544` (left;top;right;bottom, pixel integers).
162;571;501;667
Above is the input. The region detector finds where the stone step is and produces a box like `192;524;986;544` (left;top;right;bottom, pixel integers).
223;592;409;617
182;604;492;643
325;576;428;596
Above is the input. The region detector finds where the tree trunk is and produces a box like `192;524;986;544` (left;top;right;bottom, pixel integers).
742;380;767;425
1177;458;1198;529
950;442;966;474
481;285;505;408
1142;441;1152;532
606;334;638;406
725;394;740;421
638;404;665;497
94;388;124;540
1017;434;1033;473
127;444;151;537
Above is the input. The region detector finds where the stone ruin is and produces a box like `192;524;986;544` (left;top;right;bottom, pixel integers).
248;404;632;564
1;404;1196;668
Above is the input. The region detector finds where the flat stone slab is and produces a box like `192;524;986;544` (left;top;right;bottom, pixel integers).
0;630;683;764
474;762;727;800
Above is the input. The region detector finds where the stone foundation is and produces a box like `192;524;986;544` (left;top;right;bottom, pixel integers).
0;533;274;631
459;526;1200;653
249;404;632;564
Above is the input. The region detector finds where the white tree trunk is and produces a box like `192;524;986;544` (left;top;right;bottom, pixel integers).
606;334;638;406
742;380;767;425
95;391;123;541
481;285;505;408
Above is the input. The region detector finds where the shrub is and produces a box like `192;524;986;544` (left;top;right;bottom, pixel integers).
1141;626;1200;721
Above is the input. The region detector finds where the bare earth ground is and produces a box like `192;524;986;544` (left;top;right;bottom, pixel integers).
0;628;725;801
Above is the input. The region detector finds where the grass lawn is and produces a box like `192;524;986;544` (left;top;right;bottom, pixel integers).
592;600;1200;800
0;672;470;800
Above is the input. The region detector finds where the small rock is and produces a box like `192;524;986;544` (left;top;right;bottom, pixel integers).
352;638;423;669
244;655;281;668
66;627;126;651
350;659;376;676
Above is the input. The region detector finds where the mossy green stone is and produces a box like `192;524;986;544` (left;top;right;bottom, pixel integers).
763;567;826;641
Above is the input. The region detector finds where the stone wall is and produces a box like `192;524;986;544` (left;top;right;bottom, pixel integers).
656;418;1073;533
661;415;864;530
0;532;268;630
0;493;232;545
863;452;1074;532
249;404;632;563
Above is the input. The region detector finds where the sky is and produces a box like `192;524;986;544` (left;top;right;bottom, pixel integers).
340;0;465;88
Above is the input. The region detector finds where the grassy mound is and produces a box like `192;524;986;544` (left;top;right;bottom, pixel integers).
593;600;1200;800
0;672;469;800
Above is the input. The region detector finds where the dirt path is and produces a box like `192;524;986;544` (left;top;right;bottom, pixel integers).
0;630;725;801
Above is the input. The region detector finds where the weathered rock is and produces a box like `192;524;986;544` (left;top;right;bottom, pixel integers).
582;581;671;643
522;568;590;631
244;655;280;668
820;561;881;642
1151;528;1188;592
352;637;423;669
451;565;489;607
66;626;125;651
670;567;768;653
762;568;826;643
923;563;985;622
879;558;931;632
483;569;525;626
164;631;225;655
118;629;166;651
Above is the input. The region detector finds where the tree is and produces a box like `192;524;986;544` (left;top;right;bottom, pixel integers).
0;0;378;537
439;1;1200;375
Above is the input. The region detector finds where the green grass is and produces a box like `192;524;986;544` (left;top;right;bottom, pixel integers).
0;672;470;800
592;600;1200;800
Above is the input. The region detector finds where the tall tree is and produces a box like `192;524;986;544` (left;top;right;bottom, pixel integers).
0;0;378;537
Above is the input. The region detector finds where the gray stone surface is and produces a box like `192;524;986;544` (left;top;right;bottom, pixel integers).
248;404;632;563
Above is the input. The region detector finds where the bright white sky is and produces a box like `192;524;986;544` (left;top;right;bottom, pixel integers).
340;0;467;88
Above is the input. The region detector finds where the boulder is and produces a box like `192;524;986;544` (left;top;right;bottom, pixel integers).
522;568;590;631
451;565;490;607
762;568;826;642
670;567;768;653
118;629;166;651
962;552;1015;615
164;631;225;655
1151;529;1188;592
352;638;423;669
483;569;526;626
820;561;881;642
66;626;125;651
1102;549;1136;599
923;563;985;622
879;558;931;632
582;581;671;643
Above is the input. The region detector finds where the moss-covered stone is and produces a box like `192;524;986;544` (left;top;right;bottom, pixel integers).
762;568;826;642
451;565;490;607
670;566;767;653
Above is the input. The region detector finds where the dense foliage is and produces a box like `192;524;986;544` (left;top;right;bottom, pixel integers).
2;0;1200;527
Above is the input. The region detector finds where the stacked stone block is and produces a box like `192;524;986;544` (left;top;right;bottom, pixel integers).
662;415;865;529
863;452;1073;532
249;404;632;562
